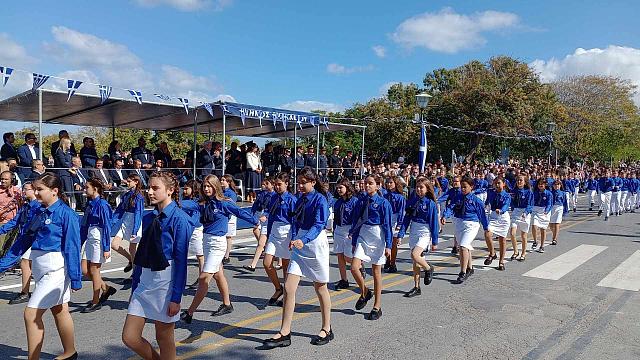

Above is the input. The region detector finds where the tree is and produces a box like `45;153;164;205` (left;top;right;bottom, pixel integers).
551;75;640;161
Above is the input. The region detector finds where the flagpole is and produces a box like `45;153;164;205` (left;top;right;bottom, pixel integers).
38;89;43;160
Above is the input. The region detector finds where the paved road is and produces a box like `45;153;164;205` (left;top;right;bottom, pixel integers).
1;198;640;359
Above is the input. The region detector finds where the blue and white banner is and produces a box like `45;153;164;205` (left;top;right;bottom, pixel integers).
220;102;323;130
200;101;214;117
127;89;143;105
154;93;172;101
66;80;83;102
32;73;50;90
98;85;112;104
418;125;427;173
0;66;13;87
178;98;189;114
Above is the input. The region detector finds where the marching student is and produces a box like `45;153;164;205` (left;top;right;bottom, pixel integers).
586;172;599;211
0;182;40;304
111;173;145;275
628;172;639;213
531;178;553;253
221;174;239;265
620;171;630;214
483;177;511;271
349;175;393;320
181;179;204;289
323;182;335;233
473;172;489;203
549;179;569;246
611;170;623;216
438;175;462;254
509;175;534;261
262;172;297;306
0;173;82;360
263;167;333;348
80;179;116;313
122;172;193;360
244;177;275;271
562;174;577;213
442;176;488;284
383;176;406;273
181;175;258;322
332;178;360;290
397;177;439;297
597;170;613;221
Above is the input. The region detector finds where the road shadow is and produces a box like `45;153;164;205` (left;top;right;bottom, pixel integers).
568;230;640;239
0;343;56;359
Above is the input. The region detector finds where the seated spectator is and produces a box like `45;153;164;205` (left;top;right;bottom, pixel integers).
90;159;114;190
5;158;24;187
130;159;149;188
110;158;128;188
0;170;22;224
69;156;90;211
131;137;154;169
108;140;127;163
28;159;46;181
153;142;172;169
17;133;39;179
1;132;17;161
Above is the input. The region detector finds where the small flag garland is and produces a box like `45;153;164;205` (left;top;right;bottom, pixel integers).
98;85;112;104
127;89;143;105
32;73;50;90
178;98;189;114
0;66;13;87
66;80;83;102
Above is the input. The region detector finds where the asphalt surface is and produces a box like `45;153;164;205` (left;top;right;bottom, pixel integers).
1;196;639;359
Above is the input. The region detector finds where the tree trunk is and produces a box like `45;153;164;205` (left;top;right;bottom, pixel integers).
465;134;484;163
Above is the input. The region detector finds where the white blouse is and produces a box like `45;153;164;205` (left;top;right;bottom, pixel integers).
247;152;261;171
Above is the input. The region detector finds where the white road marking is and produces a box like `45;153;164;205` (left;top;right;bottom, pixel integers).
523;244;607;280
597;250;640;291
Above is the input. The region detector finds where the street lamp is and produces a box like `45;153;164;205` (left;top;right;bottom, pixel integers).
546;121;557;167
416;92;432;109
415;92;432;174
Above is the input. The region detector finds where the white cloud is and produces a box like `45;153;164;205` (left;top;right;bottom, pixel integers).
213;94;236;103
134;0;232;11
280;100;345;113
0;33;37;65
378;81;401;96
372;45;386;58
531;45;640;104
326;63;374;75
390;7;519;53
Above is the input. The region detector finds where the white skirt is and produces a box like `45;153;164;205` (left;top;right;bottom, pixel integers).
531;206;550;229
409;221;432;251
21;247;32;260
227;215;237;237
28;250;70;309
325;208;334;231
488;211;510;238
202;233;226;274
391;214;400;238
115;212;142;244
82;226;112;264
265;221;291;259
549;205;564;224
510;208;531;234
128;261;179;323
288;229;330;283
188;226;204;256
477;192;487;203
332;225;353;258
353;224;387;265
454;220;481;251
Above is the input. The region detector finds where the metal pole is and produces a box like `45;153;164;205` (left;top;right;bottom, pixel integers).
316;125;320;173
38;89;43;160
222;111;226;175
360;127;365;179
192;110;198;180
555;148;558;168
294;124;297;187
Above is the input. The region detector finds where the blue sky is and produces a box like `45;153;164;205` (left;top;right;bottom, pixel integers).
1;0;639;137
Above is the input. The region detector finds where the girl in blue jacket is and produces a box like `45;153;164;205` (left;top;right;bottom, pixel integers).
383;176;406;274
509;175;534;261
181;179;203;289
111;173;145;275
549;179;569;246
531;178;553;253
483;177;511;271
332;178;360;290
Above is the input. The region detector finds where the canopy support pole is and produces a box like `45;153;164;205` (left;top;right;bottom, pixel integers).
293;125;297;187
360;127;366;179
222;111;226;175
192;110;198;180
38;89;43;160
316;126;320;174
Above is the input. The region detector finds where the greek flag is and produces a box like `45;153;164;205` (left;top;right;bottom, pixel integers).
98;85;112;104
178;98;189;114
127;90;143;104
0;66;13;87
272;115;278;128
200;102;214;117
281;116;287;130
32;73;50;90
418;125;427;174
154;93;172;101
66;80;83;102
320;117;329;129
240;111;246;126
258;114;263;128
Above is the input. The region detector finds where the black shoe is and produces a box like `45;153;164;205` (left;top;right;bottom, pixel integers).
383;260;390;271
368;307;382;320
537;247;545;253
598;210;602;216
605;216;609;221
123;262;133;273
58;352;78;360
211;303;234;316
497;263;505;271
267;288;284;305
360;266;367;280
424;265;434;285
573;208;577;213
589;207;593;211
404;287;421;298
532;242;538;249
484;254;497;266
551;240;558;245
222;257;230;265
385;264;398;273
333;279;350;290
180;310;193;324
98;286;117;304
242;265;256;272
451;246;458;255
454;272;466;284
81;302;102;313
187;279;199;290
263;332;291;348
8;292;30;305
355;288;372;310
467;267;474;276
310;328;334;346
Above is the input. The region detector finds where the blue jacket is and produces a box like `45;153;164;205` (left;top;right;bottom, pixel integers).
131;201;193;304
332;196;359;229
0;200;40;271
598;177;614;193
266;191;297;237
611;177;623;192
586;178;599;191
111;190;144;237
180;198;202;228
80;196;113;253
291;190;329;244
384;191;406;225
473;178;488;194
397;195;439;246
444;192;488;229
486;189;511;213
349;193;393;248
551;189;569;215
533;190;553;213
201;198;258;236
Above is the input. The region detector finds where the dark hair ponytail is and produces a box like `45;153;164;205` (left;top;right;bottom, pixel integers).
126;173;144;209
149;171;180;207
37;172;69;206
415;177;436;202
298;167;326;195
86;178;106;198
